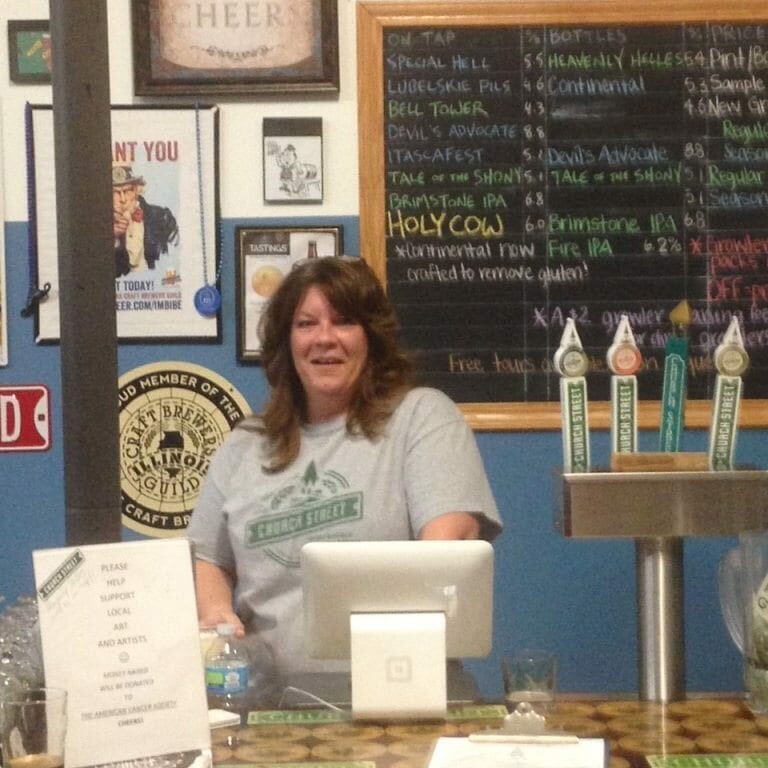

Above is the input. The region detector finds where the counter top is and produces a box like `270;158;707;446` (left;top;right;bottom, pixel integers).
209;696;767;768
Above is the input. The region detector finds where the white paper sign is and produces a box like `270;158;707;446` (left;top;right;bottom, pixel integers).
428;736;608;768
33;539;210;768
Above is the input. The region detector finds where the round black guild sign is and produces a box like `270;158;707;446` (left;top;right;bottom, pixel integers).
118;362;251;537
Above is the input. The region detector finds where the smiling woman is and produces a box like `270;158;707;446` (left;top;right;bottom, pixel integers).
290;286;369;425
255;257;414;472
185;256;503;683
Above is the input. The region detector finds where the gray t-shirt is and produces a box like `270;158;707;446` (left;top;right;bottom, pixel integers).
187;387;502;676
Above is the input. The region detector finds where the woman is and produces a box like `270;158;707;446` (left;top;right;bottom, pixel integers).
187;256;501;676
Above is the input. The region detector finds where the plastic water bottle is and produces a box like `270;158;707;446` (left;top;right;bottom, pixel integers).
205;623;249;722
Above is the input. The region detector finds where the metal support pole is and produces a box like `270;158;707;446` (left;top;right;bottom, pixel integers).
635;537;685;701
49;0;121;544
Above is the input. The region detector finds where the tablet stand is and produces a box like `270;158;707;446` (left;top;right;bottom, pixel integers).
350;612;447;719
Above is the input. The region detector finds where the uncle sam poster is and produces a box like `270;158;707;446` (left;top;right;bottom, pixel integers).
29;105;219;342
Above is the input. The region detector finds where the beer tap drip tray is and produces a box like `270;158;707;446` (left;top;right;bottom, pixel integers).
555;468;768;539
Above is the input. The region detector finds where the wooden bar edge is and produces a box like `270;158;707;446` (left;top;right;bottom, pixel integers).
461;399;766;432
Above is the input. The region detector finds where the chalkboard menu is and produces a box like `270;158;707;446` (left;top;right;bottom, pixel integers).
357;1;768;429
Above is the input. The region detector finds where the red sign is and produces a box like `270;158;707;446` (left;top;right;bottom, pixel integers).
0;385;51;452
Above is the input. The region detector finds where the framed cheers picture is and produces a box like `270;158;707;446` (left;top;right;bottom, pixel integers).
132;0;340;95
29;105;220;343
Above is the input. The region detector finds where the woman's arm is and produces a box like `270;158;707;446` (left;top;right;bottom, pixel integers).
419;512;480;540
402;390;503;542
194;560;245;637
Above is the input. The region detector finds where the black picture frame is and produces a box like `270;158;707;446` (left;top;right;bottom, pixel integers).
8;20;51;84
263;117;324;204
30;104;221;344
236;225;343;362
131;0;340;96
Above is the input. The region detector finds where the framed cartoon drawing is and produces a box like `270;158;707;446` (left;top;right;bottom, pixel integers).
236;225;343;361
263;117;323;203
29;105;220;343
132;0;339;96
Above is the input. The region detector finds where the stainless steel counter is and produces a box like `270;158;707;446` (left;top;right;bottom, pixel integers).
555;468;768;703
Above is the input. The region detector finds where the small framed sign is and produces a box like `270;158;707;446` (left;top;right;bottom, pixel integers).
236;225;343;361
263;117;323;203
8;20;51;84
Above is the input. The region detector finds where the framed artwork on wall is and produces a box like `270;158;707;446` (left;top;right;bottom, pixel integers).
131;0;339;96
29;104;221;343
0;100;5;366
236;225;343;362
0;229;5;365
7;20;51;84
263;117;323;204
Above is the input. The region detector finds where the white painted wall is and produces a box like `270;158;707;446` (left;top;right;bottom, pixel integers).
1;0;360;222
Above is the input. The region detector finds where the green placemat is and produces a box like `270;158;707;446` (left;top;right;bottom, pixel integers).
647;755;768;768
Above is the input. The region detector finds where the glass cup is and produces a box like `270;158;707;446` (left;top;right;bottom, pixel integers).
501;649;557;715
719;530;768;713
0;688;67;768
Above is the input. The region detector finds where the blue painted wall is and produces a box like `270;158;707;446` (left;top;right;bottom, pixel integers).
2;218;757;699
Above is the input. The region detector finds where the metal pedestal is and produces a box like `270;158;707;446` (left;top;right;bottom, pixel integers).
555;469;768;702
635;537;683;701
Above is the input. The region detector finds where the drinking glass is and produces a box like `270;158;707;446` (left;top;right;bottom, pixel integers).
0;688;67;768
719;531;768;713
501;649;557;714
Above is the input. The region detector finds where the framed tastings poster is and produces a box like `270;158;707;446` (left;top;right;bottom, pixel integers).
357;0;768;430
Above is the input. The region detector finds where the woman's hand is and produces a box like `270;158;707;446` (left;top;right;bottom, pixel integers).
198;608;245;637
194;560;245;637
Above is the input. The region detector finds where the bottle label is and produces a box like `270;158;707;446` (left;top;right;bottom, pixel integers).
206;664;248;695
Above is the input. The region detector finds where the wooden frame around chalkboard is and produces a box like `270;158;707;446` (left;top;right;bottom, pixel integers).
357;0;768;431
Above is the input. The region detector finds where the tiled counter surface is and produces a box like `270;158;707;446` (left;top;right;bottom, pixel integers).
210;697;768;768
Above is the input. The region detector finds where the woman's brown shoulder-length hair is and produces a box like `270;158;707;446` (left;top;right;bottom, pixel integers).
240;257;414;473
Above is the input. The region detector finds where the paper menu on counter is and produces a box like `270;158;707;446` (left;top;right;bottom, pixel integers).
427;735;608;768
33;538;210;768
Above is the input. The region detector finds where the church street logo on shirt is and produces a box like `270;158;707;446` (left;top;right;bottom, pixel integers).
246;461;362;567
118;362;251;537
